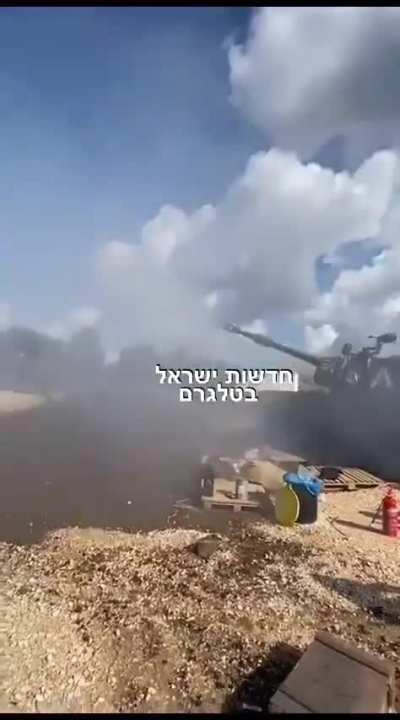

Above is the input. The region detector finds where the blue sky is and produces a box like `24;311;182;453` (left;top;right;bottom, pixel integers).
0;6;392;355
0;7;264;329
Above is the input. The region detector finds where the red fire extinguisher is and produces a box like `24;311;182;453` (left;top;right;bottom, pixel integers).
383;488;398;538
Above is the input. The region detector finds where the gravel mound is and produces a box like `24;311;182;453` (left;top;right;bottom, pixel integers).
0;518;399;713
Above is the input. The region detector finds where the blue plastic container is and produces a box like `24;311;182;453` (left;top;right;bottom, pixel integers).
283;471;323;524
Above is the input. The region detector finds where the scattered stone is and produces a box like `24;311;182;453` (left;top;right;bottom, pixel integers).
191;534;222;559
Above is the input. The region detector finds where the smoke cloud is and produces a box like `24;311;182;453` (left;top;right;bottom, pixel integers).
96;149;398;361
229;7;400;159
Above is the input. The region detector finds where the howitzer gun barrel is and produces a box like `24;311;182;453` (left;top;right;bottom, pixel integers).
224;324;322;367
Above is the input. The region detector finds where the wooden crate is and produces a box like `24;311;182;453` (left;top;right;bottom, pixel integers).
269;631;395;713
201;476;262;512
213;476;264;495
201;495;260;512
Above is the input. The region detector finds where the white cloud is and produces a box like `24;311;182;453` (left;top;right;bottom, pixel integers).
45;306;102;341
382;295;400;319
97;241;137;286
305;211;400;348
242;318;268;335
105;349;119;365
141;204;204;265
91;9;400;362
69;306;102;330
96;148;397;361
229;7;400;158
203;291;219;310
304;324;338;355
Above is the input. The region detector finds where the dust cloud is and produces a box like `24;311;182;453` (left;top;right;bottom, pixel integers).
0;324;398;546
0;326;263;544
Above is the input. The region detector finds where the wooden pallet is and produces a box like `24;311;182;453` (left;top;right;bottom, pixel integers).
212;476;265;495
201;495;261;512
304;465;382;492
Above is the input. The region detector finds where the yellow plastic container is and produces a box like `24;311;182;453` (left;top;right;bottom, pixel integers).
274;485;300;527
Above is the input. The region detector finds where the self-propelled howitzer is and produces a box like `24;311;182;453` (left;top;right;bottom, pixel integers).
224;323;400;393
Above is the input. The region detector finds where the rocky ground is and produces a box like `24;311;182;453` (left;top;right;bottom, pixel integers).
0;490;399;713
